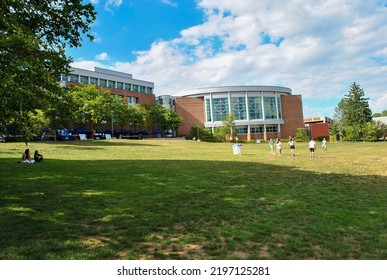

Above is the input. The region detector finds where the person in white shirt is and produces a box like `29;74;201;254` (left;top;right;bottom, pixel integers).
322;138;327;151
288;137;296;157
276;138;282;156
309;138;317;158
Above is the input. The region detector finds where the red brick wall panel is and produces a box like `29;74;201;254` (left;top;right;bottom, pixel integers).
174;97;205;137
280;95;304;138
310;123;330;139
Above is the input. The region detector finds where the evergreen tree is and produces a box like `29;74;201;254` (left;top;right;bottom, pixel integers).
333;82;372;140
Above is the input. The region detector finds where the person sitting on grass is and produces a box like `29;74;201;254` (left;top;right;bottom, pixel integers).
20;149;33;163
34;150;44;163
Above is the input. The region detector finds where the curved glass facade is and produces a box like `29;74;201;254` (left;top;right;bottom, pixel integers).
172;86;293;140
205;92;282;122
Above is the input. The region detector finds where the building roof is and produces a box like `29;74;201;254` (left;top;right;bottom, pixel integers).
373;116;387;124
70;67;154;87
171;85;292;97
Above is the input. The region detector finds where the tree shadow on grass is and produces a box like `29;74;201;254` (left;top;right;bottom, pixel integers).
0;158;386;260
39;139;160;147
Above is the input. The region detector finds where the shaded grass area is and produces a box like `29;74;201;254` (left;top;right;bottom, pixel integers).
0;140;386;259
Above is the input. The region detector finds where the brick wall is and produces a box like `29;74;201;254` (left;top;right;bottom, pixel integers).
174;97;205;137
310;123;330;140
280;95;304;139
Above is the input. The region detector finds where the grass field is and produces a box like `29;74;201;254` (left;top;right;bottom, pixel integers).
0;139;386;260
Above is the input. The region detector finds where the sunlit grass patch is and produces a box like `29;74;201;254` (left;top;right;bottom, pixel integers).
0;140;386;259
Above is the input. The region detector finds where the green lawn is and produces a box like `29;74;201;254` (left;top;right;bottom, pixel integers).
0;140;386;260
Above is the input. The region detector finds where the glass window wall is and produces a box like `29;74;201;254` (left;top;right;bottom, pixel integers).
127;96;139;106
231;97;247;120
251;125;264;133
108;81;116;88
266;125;278;132
264;97;277;119
69;74;79;83
277;96;282;119
212;98;229;121
205;99;212;122
236;126;248;134
90;77;98;85
99;79;107;87
248;96;263;120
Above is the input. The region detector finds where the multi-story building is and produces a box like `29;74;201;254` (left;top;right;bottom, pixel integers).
304;116;333;140
62;67;155;106
163;85;304;140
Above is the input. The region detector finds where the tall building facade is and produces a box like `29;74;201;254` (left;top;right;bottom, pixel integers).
62;67;155;105
167;86;304;140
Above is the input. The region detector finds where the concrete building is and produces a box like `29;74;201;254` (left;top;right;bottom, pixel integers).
62;67;155;105
166;86;304;141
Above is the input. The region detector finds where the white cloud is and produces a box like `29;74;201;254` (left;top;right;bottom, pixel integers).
105;0;123;12
160;0;177;7
71;60;105;71
77;0;387;117
95;52;109;61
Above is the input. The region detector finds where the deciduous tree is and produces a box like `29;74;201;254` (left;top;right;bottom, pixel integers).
0;0;96;133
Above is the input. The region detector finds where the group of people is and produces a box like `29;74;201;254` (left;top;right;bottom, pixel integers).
20;149;44;163
269;137;327;158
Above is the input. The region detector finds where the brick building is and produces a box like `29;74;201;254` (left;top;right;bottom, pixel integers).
166;86;304;140
304;116;333;140
62;67;155;106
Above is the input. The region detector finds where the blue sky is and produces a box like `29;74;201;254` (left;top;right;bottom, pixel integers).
68;0;387;118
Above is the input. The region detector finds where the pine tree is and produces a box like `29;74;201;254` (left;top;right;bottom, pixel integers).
343;82;372;126
333;82;372;140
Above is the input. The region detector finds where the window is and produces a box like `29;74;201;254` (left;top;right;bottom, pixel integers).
127;96;139;106
61;75;68;82
212;98;229;121
90;77;98;85
99;79;107;87
69;74;79;83
264;97;277;119
117;82;124;89
124;83;131;91
266;125;278;132
80;76;88;84
236;126;248;134
139;86;145;92
205;99;211;122
248;96;263;119
277;96;282;119
251;125;264;133
132;85;138;92
108;81;116;88
231;97;247;120
146;87;153;94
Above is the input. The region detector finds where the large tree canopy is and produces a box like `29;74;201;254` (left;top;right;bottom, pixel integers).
0;0;96;132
